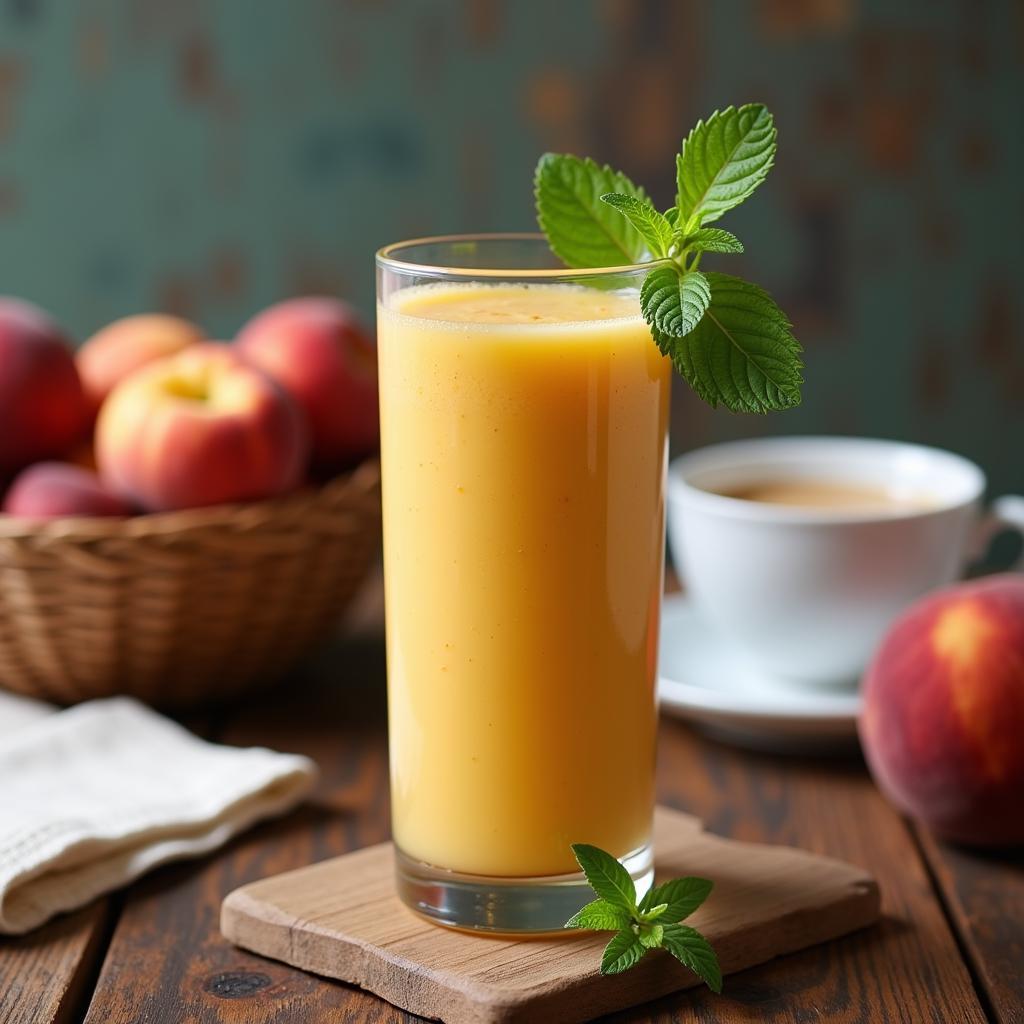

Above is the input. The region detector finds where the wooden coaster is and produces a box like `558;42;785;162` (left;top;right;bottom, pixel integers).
221;807;880;1024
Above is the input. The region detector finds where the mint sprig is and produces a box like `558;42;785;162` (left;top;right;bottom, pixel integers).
566;843;721;992
533;103;802;414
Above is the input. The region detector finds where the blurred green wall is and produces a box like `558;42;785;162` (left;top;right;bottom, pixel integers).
0;0;1021;494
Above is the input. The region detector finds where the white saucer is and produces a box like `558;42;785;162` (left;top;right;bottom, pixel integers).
658;594;862;753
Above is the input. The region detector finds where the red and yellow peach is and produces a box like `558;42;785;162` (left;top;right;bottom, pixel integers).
235;297;378;466
96;344;309;512
77;313;204;417
860;574;1024;846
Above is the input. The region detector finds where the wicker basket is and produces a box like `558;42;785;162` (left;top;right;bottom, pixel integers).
0;458;381;708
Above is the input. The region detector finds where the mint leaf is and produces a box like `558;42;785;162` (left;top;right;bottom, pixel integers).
639;902;668;922
565;898;632;931
660;272;802;413
662;924;723;993
638;922;664;949
599;193;673;259
683;227;744;255
676;104;776;229
640;266;710;338
534;154;648;269
571;843;638;913
600;929;646;975
639;877;713;922
564;843;720;991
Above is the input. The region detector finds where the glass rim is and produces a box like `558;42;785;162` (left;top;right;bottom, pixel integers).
375;232;653;280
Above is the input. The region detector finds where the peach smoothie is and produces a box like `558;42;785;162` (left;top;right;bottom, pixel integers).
378;282;669;878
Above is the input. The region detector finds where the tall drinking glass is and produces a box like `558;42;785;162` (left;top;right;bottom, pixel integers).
376;235;669;932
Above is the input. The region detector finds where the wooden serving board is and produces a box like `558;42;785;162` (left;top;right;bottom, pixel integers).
221;807;880;1024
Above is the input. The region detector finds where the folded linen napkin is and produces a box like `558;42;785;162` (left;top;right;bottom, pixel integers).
0;692;316;934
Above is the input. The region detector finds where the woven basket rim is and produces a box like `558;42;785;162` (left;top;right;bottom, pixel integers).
0;456;381;541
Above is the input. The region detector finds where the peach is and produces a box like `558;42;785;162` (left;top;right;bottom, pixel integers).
3;462;133;519
0;298;87;472
860;574;1024;846
96;343;309;512
235;297;378;466
77;313;204;416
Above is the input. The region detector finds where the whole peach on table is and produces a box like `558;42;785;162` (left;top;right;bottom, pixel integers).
0;298;87;473
235;297;378;466
3;462;133;519
860;574;1024;846
96;343;309;512
77;313;204;417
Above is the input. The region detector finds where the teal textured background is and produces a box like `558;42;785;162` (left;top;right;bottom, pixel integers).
0;0;1020;493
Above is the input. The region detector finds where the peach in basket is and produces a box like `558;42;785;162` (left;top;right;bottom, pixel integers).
96;343;309;512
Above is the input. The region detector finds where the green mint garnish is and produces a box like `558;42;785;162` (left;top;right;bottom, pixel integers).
533;103;802;414
641;265;711;337
565;843;722;992
534;155;649;269
683;227;744;255
598;192;675;259
675;105;776;229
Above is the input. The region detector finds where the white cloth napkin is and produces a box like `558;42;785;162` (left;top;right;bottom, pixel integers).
0;692;316;934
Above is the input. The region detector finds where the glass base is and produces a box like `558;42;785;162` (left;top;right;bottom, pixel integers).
394;843;654;934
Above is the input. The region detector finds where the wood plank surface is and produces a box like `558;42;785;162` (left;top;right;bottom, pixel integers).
74;619;994;1024
222;807;879;1024
915;824;1024;1024
0;902;109;1024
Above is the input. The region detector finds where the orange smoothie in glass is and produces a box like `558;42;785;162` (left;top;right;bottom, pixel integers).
378;282;669;878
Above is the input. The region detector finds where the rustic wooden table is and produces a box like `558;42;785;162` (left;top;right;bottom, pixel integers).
2;616;1022;1024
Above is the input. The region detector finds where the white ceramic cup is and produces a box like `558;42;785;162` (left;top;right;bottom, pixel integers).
667;436;1024;687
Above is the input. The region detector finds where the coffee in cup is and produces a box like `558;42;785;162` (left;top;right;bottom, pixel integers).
667;437;1024;687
